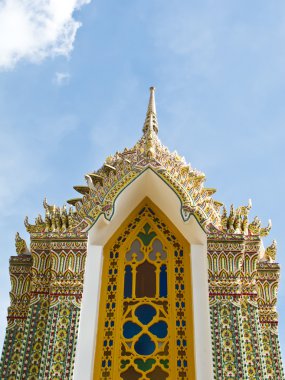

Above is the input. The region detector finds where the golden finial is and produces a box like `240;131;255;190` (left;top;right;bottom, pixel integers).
43;197;49;210
242;214;248;235
24;216;30;229
221;206;227;230
248;216;261;235
264;240;277;262
228;204;235;232
234;210;242;233
15;232;29;255
260;219;272;237
143;86;159;135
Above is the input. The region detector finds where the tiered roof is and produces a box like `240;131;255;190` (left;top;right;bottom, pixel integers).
22;87;273;247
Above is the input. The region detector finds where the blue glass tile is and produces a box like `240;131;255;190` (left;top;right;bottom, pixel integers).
149;321;168;338
159;264;167;298
123;321;142;339
134;334;155;355
124;265;132;298
135;304;156;324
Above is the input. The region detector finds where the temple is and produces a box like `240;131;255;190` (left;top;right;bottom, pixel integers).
0;87;284;379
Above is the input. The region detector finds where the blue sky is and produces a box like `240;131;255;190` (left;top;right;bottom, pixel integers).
0;0;285;362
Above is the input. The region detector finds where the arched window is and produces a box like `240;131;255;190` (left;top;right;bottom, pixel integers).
94;200;195;380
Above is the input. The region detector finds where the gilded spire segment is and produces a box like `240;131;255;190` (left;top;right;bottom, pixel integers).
143;86;158;135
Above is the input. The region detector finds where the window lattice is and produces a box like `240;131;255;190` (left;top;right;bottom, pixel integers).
94;202;194;380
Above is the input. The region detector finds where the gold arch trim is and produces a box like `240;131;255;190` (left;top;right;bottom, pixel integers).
93;198;196;380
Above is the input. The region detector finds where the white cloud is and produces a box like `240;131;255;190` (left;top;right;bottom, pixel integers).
53;71;70;85
0;0;91;69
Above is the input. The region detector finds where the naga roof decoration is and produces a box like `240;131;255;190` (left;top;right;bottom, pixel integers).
24;87;272;242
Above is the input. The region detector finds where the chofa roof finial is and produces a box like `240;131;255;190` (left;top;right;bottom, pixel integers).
143;86;159;135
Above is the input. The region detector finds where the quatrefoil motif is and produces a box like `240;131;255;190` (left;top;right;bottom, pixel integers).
123;304;168;356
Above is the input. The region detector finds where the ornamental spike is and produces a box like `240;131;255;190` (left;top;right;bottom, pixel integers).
143;86;158;135
43;197;49;210
24;216;30;228
260;219;272;237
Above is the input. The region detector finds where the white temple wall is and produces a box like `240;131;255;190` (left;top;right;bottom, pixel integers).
73;243;103;380
73;169;214;380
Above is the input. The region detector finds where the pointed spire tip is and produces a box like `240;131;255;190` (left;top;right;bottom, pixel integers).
143;86;158;135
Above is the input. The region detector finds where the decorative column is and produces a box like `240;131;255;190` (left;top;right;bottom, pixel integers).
16;239;51;380
37;238;87;379
240;238;268;380
0;235;32;380
208;236;249;380
7;200;88;380
257;256;284;379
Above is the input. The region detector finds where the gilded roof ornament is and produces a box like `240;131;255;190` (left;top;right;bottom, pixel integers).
221;206;227;230
237;198;252;216
248;217;272;236
264;240;277;262
248;216;261;235
24;197;80;236
73;186;90;195
260;219;272;237
15;232;29;255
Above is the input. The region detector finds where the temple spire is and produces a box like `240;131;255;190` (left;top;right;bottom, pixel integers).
143;86;159;135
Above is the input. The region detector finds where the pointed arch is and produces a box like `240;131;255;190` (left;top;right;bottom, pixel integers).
74;170;213;380
93;200;195;379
